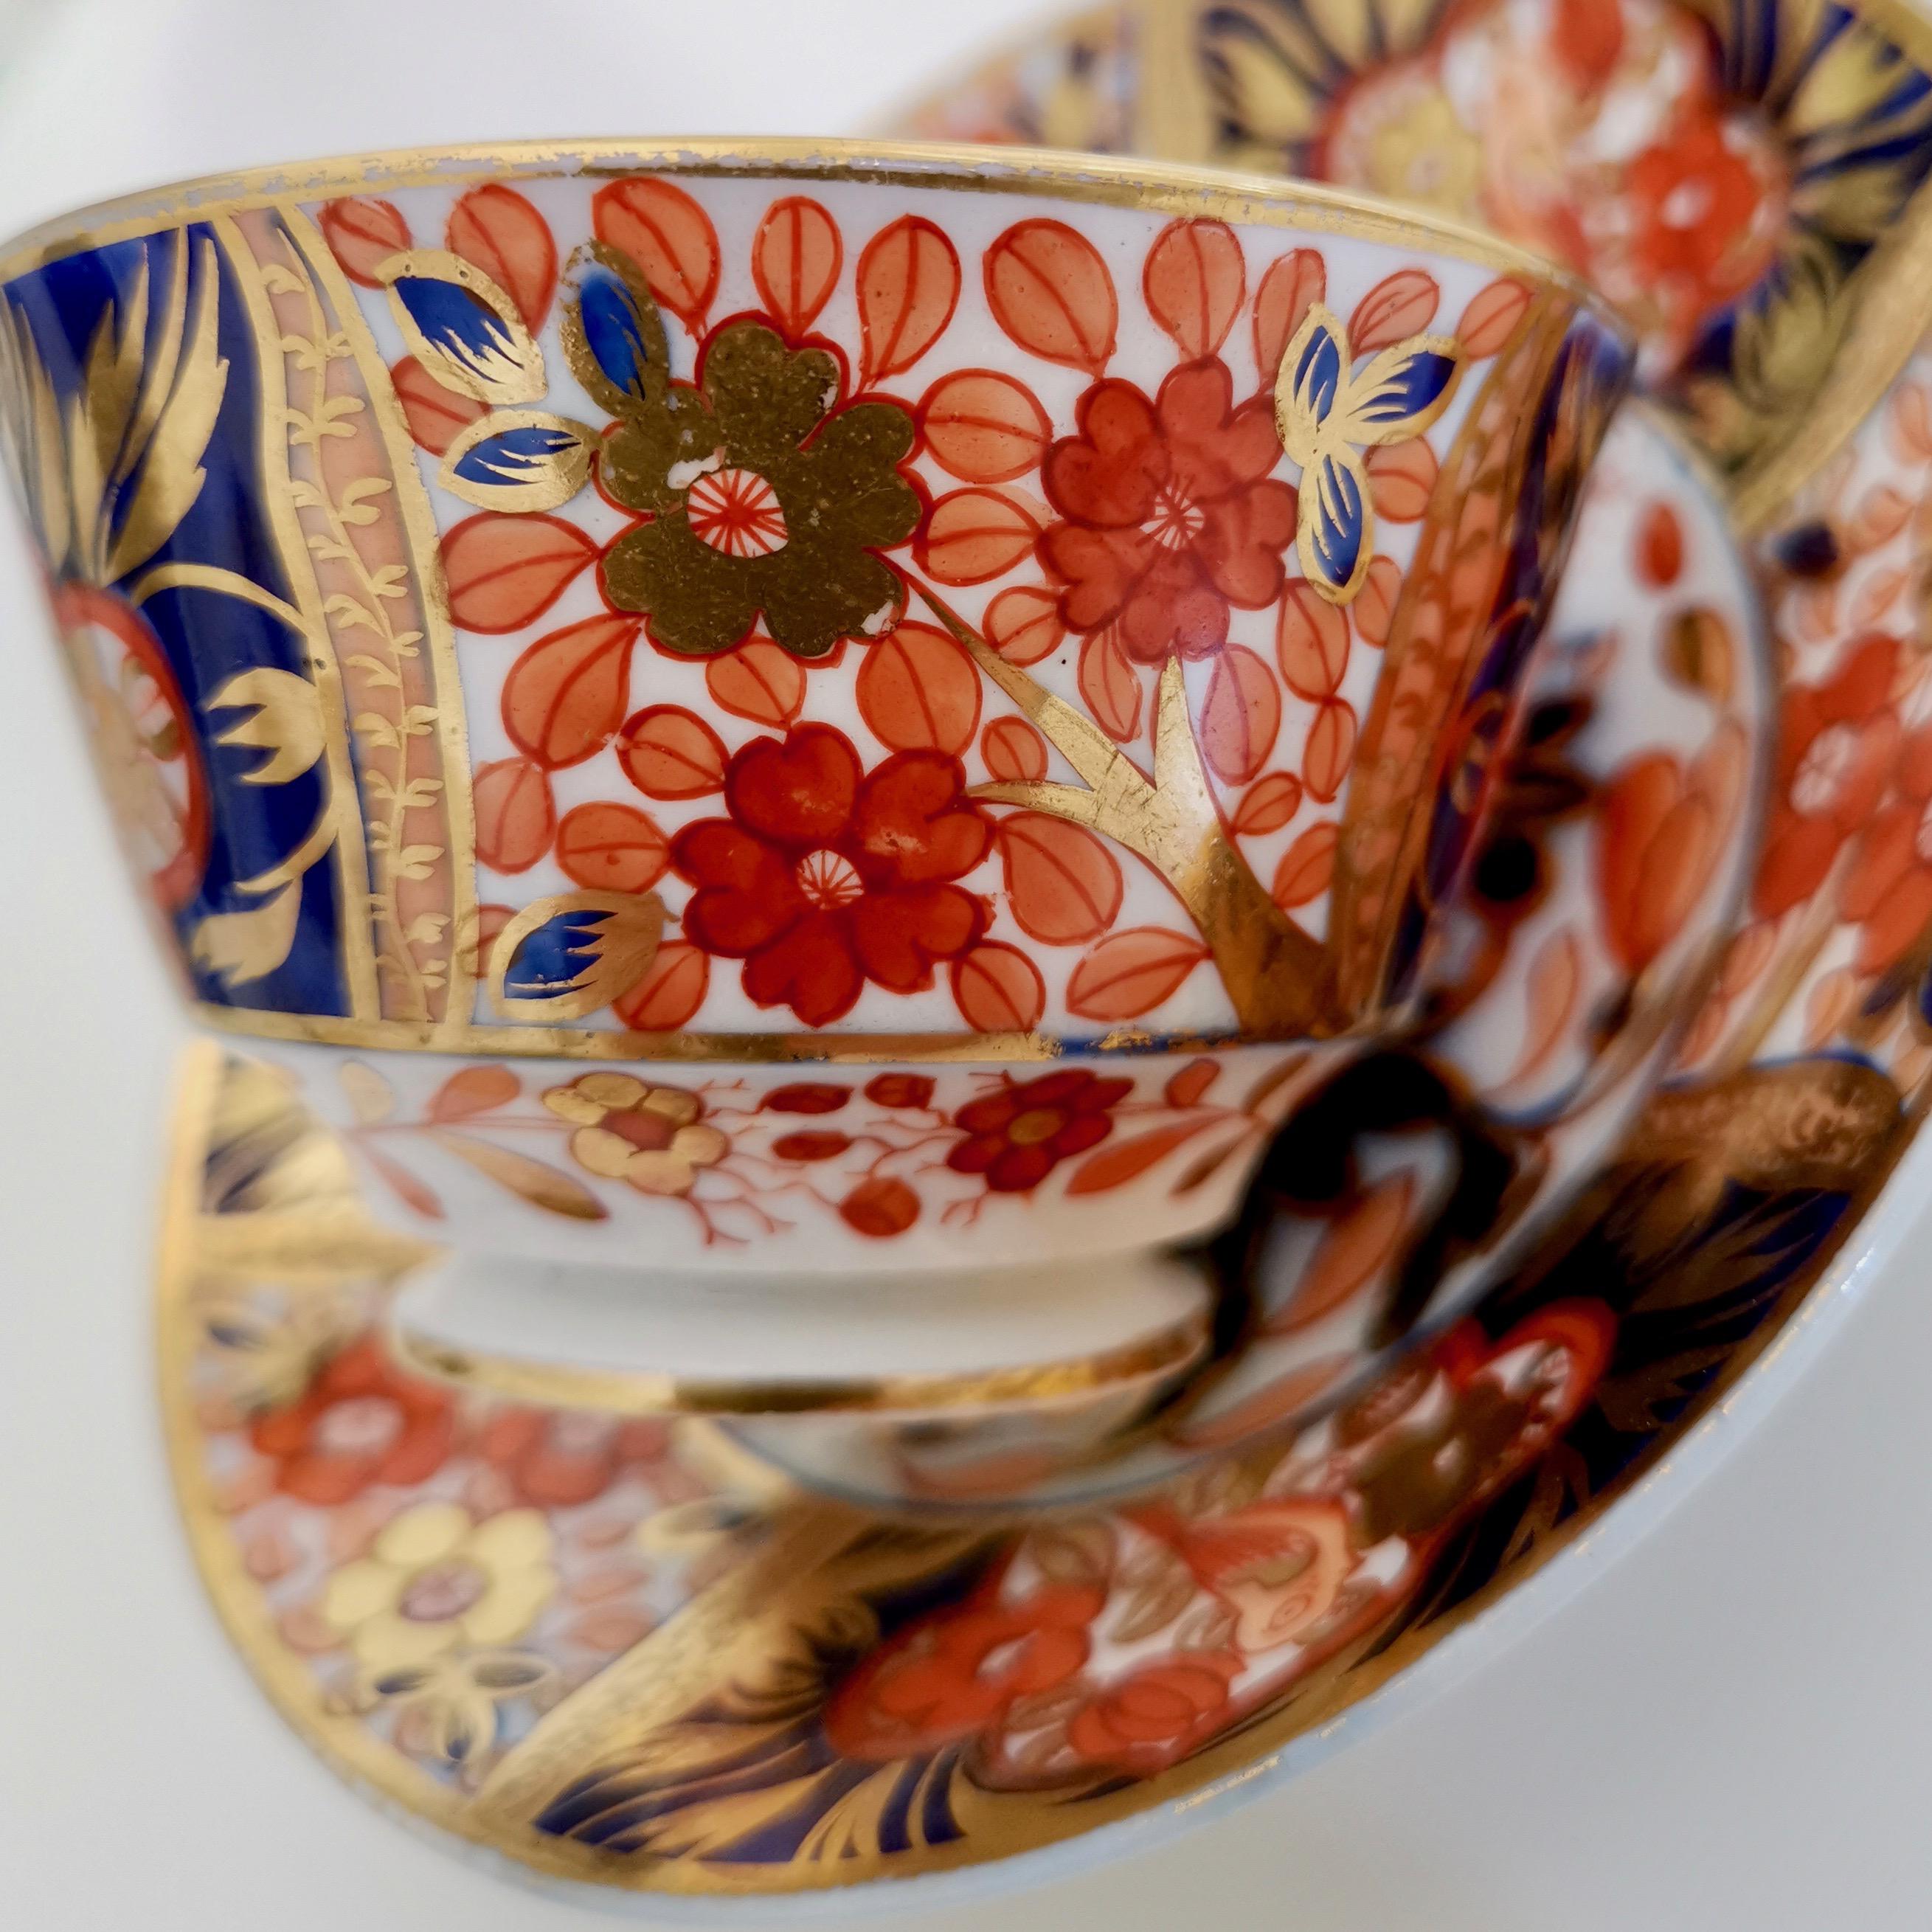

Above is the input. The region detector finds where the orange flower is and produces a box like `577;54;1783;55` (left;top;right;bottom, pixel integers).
1596;722;1748;974
1064;1652;1243;1773
823;1575;1101;1760
1627;107;1783;331
1753;634;1900;921
1840;723;1932;972
249;1337;454;1506
478;1408;672;1509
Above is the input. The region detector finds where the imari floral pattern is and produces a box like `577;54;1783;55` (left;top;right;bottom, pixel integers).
163;986;1895;1897
896;0;1932;480
0;150;1628;1056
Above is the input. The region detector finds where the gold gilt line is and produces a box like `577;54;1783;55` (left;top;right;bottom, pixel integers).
188;997;1266;1062
286;204;481;1041
1733;174;1932;533
0;137;1627;330
214;214;381;1019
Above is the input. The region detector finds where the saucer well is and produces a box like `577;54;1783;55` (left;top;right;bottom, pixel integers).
161;941;1898;1905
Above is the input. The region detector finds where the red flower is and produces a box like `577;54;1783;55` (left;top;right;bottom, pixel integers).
1039;359;1295;663
478;1408;671;1509
1840;721;1932;972
1063;1652;1242;1773
946;1068;1133;1192
249;1337;454;1506
1627;108;1782;327
824;1576;1101;1760
1753;633;1900;921
671;724;991;1026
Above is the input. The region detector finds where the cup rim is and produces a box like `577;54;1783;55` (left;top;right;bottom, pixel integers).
0;134;1631;339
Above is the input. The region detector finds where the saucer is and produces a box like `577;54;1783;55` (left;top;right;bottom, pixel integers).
162;997;1896;1905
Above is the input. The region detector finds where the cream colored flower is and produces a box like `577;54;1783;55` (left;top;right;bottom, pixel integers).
541;1073;729;1197
319;1503;555;1672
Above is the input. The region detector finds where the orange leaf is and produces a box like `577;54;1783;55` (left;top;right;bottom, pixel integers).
752;195;842;336
593;179;719;328
426;1064;520;1123
839;1176;921;1238
704;639;805;727
999;812;1125;944
1143;218;1245;358
616;704;727;800
1278;578;1348;699
1201;643;1281;785
1635;500;1683;586
856;215;960;385
1273;822;1337;907
951;941;1046;1030
1355;555;1401;645
469;903;514;980
982;716;1048;783
1891;380;1932;463
1303;699;1357;802
984;219;1118;373
473;758;556;873
1849;483;1912;551
1853;565;1908;626
856;621;980;754
1233;771;1303;837
1455;278;1531;357
318;196;410;286
1079;626;1143;743
1165;1056;1220;1107
1254;248;1326;378
917;368;1051;482
364;1146;443;1219
614;940;709;1030
441;513;598;634
1275;1172;1413;1332
986;584;1064;665
555;800;669;895
447;184;557;328
1066;926;1209;1020
591;177;722;328
502;612;640;767
1804;966;1860;1050
1350;269;1440;352
1504;927;1583;1087
392;354;487;455
1365;439;1436;522
1067;1118;1218;1195
917;486;1044;586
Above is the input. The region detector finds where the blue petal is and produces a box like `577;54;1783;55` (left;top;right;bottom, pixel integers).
451;423;582;487
501;910;609;1003
1353;349;1457;428
577;260;659;401
1311;451;1365;592
391;274;517;372
1294;318;1343;422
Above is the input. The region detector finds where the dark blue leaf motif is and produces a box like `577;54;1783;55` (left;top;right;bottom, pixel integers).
502;910;611;1003
576;259;661;403
1350;347;1458;430
392;275;519;378
1293;316;1343;423
440;410;596;510
1309;451;1365;595
453;423;579;486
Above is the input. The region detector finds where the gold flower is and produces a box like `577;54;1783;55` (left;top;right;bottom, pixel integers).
542;1073;730;1196
319;1503;555;1672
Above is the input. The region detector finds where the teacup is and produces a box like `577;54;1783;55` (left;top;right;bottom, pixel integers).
0;140;1632;1339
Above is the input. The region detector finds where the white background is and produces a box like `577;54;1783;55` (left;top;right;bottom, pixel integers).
2;2;1931;1926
